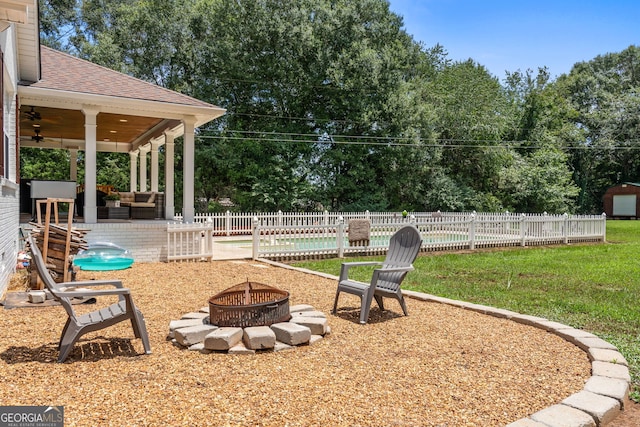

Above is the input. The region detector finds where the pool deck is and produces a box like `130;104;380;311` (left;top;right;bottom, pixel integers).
211;237;252;260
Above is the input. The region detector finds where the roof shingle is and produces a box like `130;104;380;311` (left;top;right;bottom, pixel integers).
24;46;215;109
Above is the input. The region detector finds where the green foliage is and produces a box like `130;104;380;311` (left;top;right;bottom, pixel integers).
35;1;640;215
39;0;78;50
498;148;578;213
95;152;129;191
293;220;640;401
22;148;130;190
182;0;430;211
20;147;70;180
499;68;581;213
558;45;640;213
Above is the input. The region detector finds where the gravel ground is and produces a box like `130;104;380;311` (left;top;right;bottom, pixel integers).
0;260;591;426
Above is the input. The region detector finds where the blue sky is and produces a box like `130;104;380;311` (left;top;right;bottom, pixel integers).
386;0;639;79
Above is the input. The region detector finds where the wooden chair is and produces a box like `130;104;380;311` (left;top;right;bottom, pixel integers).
27;234;151;362
332;225;422;324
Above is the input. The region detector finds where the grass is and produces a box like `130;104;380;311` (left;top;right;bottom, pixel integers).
292;220;640;402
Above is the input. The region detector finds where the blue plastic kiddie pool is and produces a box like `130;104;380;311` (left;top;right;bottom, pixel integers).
73;242;134;271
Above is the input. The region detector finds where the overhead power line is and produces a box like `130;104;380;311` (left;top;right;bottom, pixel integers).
223;111;631;136
196;132;640;150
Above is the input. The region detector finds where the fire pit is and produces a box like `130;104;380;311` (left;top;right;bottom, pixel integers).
209;281;291;328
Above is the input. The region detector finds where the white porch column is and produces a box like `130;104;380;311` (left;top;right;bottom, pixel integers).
164;131;176;220
69;149;78;181
129;150;139;192
82;107;99;223
182;116;197;223
139;144;149;192
150;139;160;192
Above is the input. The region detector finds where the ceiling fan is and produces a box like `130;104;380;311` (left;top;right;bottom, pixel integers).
32;126;43;142
25;106;41;121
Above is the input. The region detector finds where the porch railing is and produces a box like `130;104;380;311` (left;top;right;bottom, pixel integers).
167;223;214;261
168;211;607;262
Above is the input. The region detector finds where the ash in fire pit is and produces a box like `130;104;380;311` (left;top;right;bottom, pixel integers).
209;281;291;328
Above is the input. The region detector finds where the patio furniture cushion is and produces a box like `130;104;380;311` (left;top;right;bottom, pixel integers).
135;192;156;203
131;192;155;210
118;192;135;206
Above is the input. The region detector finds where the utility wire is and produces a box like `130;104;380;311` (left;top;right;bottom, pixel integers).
222;110;626;135
196;133;640;150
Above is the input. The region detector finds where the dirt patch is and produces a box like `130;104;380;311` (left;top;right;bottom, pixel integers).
0;261;593;426
607;398;640;427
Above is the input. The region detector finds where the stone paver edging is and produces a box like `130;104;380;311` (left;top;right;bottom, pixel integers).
258;259;630;427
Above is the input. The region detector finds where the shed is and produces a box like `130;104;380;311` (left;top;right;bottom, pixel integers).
603;183;640;218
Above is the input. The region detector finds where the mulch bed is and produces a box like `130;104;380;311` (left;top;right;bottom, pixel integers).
0;260;591;426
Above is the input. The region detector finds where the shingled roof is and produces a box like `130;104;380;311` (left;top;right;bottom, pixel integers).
24;46;215;109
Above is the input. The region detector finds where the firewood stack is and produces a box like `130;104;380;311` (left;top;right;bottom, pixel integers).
28;222;88;285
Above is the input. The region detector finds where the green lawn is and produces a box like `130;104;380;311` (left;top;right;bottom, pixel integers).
293;220;640;401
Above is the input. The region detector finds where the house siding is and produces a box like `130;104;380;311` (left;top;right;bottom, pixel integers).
15;5;39;83
0;22;22;296
0;184;20;293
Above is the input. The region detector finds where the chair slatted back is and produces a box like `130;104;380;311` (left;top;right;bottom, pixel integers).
378;225;422;291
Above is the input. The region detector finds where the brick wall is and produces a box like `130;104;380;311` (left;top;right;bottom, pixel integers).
71;222;169;262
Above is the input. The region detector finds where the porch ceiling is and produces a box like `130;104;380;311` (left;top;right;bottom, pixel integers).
19;106;181;152
18;46;225;153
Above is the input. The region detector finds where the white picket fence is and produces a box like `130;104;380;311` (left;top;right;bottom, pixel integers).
167;211;607;262
174;210;444;235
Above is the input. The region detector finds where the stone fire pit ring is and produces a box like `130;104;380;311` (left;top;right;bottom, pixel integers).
168;303;330;354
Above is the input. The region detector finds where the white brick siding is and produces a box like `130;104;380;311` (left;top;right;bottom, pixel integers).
0;23;23;296
69;222;169;263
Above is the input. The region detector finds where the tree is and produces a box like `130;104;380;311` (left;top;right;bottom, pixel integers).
188;0;430;211
498;148;578;213
558;45;640;213
20;147;70;180
36;0;638;215
95;152;130;191
499;68;580;213
39;0;78;51
419;60;513;211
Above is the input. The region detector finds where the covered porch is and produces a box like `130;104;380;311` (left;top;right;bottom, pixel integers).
18;46;225;224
